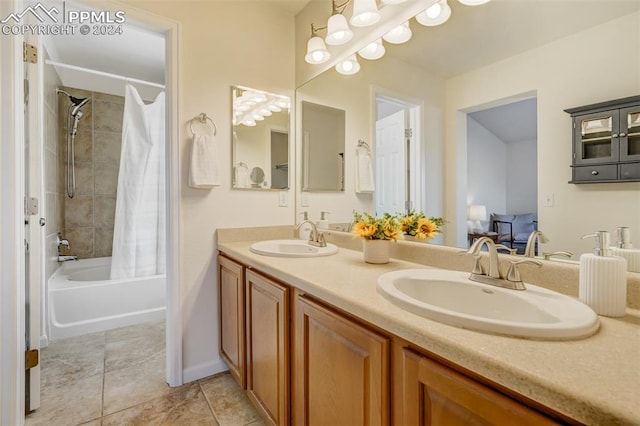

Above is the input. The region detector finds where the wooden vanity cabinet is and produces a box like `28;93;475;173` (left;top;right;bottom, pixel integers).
292;292;390;425
245;270;290;426
217;255;246;387
392;344;566;426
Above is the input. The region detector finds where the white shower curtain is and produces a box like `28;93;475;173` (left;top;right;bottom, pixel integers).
110;84;166;279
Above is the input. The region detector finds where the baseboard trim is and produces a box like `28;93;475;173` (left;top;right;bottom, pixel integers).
182;358;228;384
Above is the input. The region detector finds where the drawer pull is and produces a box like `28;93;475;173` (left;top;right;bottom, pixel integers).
591;170;599;176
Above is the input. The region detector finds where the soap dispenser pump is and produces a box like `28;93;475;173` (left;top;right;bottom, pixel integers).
579;231;627;317
317;211;330;230
298;211;312;240
610;227;640;272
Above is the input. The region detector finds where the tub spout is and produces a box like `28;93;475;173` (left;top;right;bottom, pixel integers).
58;255;78;262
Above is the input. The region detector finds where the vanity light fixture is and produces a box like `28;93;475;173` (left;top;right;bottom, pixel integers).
335;54;361;75
326;0;354;46
383;21;412;44
415;0;452;26
305;24;331;64
350;0;381;27
358;37;386;60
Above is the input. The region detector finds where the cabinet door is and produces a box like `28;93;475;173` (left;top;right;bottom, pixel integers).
620;105;640;162
218;255;246;388
395;346;560;426
293;293;389;425
573;110;619;165
245;270;289;426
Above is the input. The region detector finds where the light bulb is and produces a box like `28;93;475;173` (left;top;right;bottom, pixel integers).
383;21;412;44
416;0;451;26
326;13;353;46
305;36;330;64
350;0;380;27
336;54;360;75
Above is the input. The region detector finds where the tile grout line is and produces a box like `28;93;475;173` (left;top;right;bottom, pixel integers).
198;380;222;425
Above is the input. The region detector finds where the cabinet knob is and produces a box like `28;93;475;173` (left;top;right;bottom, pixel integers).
612;133;619;138
619;132;627;137
591;170;599;176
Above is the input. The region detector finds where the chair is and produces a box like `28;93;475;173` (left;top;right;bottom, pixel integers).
490;213;537;254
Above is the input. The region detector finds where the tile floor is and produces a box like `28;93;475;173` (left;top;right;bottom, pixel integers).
26;320;263;426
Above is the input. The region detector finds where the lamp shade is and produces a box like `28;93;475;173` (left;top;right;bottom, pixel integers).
468;205;487;221
350;0;381;27
326;13;353;45
458;0;491;5
383;21;412;44
335;54;361;75
416;0;452;26
358;38;385;60
305;36;331;64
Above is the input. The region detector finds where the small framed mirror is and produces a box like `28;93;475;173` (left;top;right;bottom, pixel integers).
232;85;290;190
301;101;346;192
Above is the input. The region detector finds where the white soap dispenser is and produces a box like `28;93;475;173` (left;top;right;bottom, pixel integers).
298;211;312;240
579;231;627;317
317;211;330;230
609;227;640;273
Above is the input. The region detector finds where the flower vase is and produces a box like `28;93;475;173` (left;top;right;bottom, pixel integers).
362;239;391;264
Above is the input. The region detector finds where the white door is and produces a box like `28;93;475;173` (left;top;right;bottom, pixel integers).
24;37;42;413
375;109;407;216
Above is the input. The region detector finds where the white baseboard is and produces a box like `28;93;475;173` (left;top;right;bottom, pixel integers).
182;357;228;384
39;334;49;349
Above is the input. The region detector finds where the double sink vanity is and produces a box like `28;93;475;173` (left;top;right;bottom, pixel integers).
216;226;640;425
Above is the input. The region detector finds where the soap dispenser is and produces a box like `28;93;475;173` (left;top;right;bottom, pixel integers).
579;231;627;317
609;227;640;272
298;211;312;240
317;211;330;230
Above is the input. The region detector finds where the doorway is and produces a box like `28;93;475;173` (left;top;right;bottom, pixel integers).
374;94;421;216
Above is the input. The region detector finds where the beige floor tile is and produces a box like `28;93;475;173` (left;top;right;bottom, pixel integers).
200;373;261;426
103;350;171;415
102;382;217;426
41;332;105;389
25;373;103;426
105;320;165;344
104;336;165;373
78;420;102;426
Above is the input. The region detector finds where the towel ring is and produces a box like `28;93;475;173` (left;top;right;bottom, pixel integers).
189;113;217;136
357;139;370;151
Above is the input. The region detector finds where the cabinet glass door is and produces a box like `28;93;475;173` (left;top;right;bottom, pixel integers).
574;111;619;164
621;106;640;161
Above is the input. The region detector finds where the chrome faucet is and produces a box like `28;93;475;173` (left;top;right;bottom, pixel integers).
465;236;542;290
524;230;549;258
294;220;327;247
543;251;573;260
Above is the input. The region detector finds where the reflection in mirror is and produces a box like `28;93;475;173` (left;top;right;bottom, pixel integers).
295;1;640;259
301;101;345;192
232;85;290;190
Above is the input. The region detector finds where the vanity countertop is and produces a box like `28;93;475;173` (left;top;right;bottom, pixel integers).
218;240;640;426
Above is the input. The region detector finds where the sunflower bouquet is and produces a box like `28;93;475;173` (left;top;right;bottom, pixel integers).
352;211;402;241
398;210;445;241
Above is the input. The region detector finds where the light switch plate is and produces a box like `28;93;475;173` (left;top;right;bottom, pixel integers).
278;191;288;207
543;193;554;207
301;191;310;207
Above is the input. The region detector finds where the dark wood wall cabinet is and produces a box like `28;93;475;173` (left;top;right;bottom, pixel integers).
565;95;640;183
217;253;577;425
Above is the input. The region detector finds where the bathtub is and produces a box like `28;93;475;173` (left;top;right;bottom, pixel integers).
48;257;166;340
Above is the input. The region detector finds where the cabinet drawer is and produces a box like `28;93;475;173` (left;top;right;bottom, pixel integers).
573;164;617;181
620;162;640;180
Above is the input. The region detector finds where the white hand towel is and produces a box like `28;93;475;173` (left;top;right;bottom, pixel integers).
356;146;375;193
189;133;220;188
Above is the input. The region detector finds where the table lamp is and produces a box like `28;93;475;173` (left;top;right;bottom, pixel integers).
468;205;486;234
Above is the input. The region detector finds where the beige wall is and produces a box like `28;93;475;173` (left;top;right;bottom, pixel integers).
445;12;640;256
122;0;296;380
58;87;123;259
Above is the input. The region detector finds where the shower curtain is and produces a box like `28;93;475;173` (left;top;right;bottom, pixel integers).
111;84;166;279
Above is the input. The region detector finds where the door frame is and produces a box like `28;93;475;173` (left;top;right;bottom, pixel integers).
0;1;182;423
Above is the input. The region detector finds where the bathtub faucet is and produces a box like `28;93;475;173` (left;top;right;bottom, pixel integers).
57;232;70;253
58;255;78;262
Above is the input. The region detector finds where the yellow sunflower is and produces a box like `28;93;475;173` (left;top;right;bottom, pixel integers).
415;218;440;240
353;222;377;239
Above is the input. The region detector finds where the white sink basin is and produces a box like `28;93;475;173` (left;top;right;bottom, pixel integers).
250;239;338;258
377;269;599;340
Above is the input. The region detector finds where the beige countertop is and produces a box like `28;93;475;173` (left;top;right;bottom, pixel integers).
218;238;640;426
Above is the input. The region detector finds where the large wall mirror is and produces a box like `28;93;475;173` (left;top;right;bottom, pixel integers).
301;101;345;192
232;85;290;190
295;1;640;260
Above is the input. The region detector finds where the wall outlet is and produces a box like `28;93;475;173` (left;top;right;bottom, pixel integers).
543;193;554;207
301;192;310;207
278;191;288;207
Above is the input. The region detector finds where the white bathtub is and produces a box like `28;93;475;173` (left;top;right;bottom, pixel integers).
48;257;166;340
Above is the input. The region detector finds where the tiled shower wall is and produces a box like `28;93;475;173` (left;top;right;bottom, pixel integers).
59;86;124;259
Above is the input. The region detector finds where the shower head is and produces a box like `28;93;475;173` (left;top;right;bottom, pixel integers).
56;88;90;116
